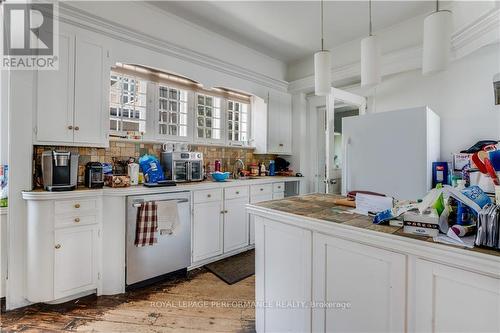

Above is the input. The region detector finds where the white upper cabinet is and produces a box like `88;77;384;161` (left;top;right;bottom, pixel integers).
252;91;292;155
36;30;75;143
35;24;109;147
73;36;108;145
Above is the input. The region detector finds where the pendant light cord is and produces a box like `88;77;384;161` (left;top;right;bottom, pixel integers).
369;0;373;36
320;0;324;51
436;0;439;12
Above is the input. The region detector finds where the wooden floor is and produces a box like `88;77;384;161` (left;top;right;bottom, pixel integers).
0;269;256;333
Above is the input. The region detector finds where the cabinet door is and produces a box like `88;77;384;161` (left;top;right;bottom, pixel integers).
278;93;292;154
36;30;75;143
267;91;292;154
73;36;107;145
54;225;97;300
313;233;406;333
223;197;249;253
255;216;312;333
272;192;285;200
414;259;500;333
192;201;223;262
249;193;273;245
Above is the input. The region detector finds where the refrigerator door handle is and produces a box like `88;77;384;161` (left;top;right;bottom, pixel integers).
342;137;351;195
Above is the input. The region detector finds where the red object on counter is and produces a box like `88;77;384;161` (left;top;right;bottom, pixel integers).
484;158;500;185
214;160;221;172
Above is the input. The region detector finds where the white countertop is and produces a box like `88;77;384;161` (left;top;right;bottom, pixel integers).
22;176;303;200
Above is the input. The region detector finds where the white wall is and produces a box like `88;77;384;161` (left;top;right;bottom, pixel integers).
370;43;500;161
0;64;8;300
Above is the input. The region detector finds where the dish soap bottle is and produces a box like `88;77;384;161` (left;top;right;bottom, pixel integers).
269;160;276;176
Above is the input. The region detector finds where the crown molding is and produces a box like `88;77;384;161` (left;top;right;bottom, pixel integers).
57;3;289;92
288;8;500;94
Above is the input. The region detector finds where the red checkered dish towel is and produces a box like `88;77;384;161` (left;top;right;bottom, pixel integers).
135;201;158;247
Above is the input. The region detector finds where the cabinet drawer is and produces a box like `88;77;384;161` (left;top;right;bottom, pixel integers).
250;184;273;197
55;214;98;228
193;188;223;204
54;199;98;216
273;182;285;193
225;186;249;200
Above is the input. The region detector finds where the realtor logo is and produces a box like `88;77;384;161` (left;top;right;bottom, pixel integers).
1;2;58;69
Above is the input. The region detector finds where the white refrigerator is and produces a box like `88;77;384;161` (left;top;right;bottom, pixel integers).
341;106;440;200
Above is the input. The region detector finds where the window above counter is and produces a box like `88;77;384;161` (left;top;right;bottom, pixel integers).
108;64;252;147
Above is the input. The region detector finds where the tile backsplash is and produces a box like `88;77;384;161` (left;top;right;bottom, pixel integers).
33;142;276;188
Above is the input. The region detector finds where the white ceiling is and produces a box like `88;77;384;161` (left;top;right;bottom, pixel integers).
149;1;436;63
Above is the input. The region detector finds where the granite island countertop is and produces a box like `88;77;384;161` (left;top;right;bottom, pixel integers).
251;193;500;258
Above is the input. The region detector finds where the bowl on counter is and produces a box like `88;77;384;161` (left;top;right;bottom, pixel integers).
211;172;231;182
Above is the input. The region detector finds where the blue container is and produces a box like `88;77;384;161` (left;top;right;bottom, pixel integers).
211;172;231;182
432;162;449;188
269;160;276;176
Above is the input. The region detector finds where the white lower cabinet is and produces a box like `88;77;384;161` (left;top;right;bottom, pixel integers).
414;259;500;333
255;216;312;333
54;225;98;300
192;200;224;262
312;233;406;333
250;210;500;333
25;195;102;303
249;192;273;245
224;197;249;253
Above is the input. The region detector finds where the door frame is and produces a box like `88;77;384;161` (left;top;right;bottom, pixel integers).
317;88;366;194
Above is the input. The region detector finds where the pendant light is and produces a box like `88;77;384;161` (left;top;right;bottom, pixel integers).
361;0;381;87
314;0;331;96
422;0;452;75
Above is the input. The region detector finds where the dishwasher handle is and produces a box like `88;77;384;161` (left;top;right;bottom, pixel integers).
132;198;189;208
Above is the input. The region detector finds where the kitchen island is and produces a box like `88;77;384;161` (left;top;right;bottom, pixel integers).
247;194;500;333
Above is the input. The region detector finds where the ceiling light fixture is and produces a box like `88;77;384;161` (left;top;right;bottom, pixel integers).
360;0;381;87
314;0;331;96
422;0;452;75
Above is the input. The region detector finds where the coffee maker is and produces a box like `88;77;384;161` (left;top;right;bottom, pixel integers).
42;151;79;191
84;162;104;189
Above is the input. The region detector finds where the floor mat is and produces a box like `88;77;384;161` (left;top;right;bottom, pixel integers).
205;250;255;285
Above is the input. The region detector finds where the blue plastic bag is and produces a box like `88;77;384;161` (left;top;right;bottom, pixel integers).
138;155;165;183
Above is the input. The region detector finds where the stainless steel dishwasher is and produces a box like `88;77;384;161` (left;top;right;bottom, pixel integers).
126;191;191;286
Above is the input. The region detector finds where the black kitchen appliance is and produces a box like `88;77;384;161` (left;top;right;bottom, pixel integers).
84;162;104;189
41;151;79;191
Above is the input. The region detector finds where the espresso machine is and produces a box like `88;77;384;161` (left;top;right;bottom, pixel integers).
42;151;79;191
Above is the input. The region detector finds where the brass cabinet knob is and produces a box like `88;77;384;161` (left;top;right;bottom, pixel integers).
220;210;225;214
74;218;80;223
279;143;284;147
68;125;73;130
74;204;80;208
236;191;240;194
260;188;264;191
55;244;61;249
74;126;80;131
278;186;281;189
225;210;229;213
207;194;211;198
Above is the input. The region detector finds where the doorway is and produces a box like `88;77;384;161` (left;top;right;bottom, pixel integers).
308;88;366;194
